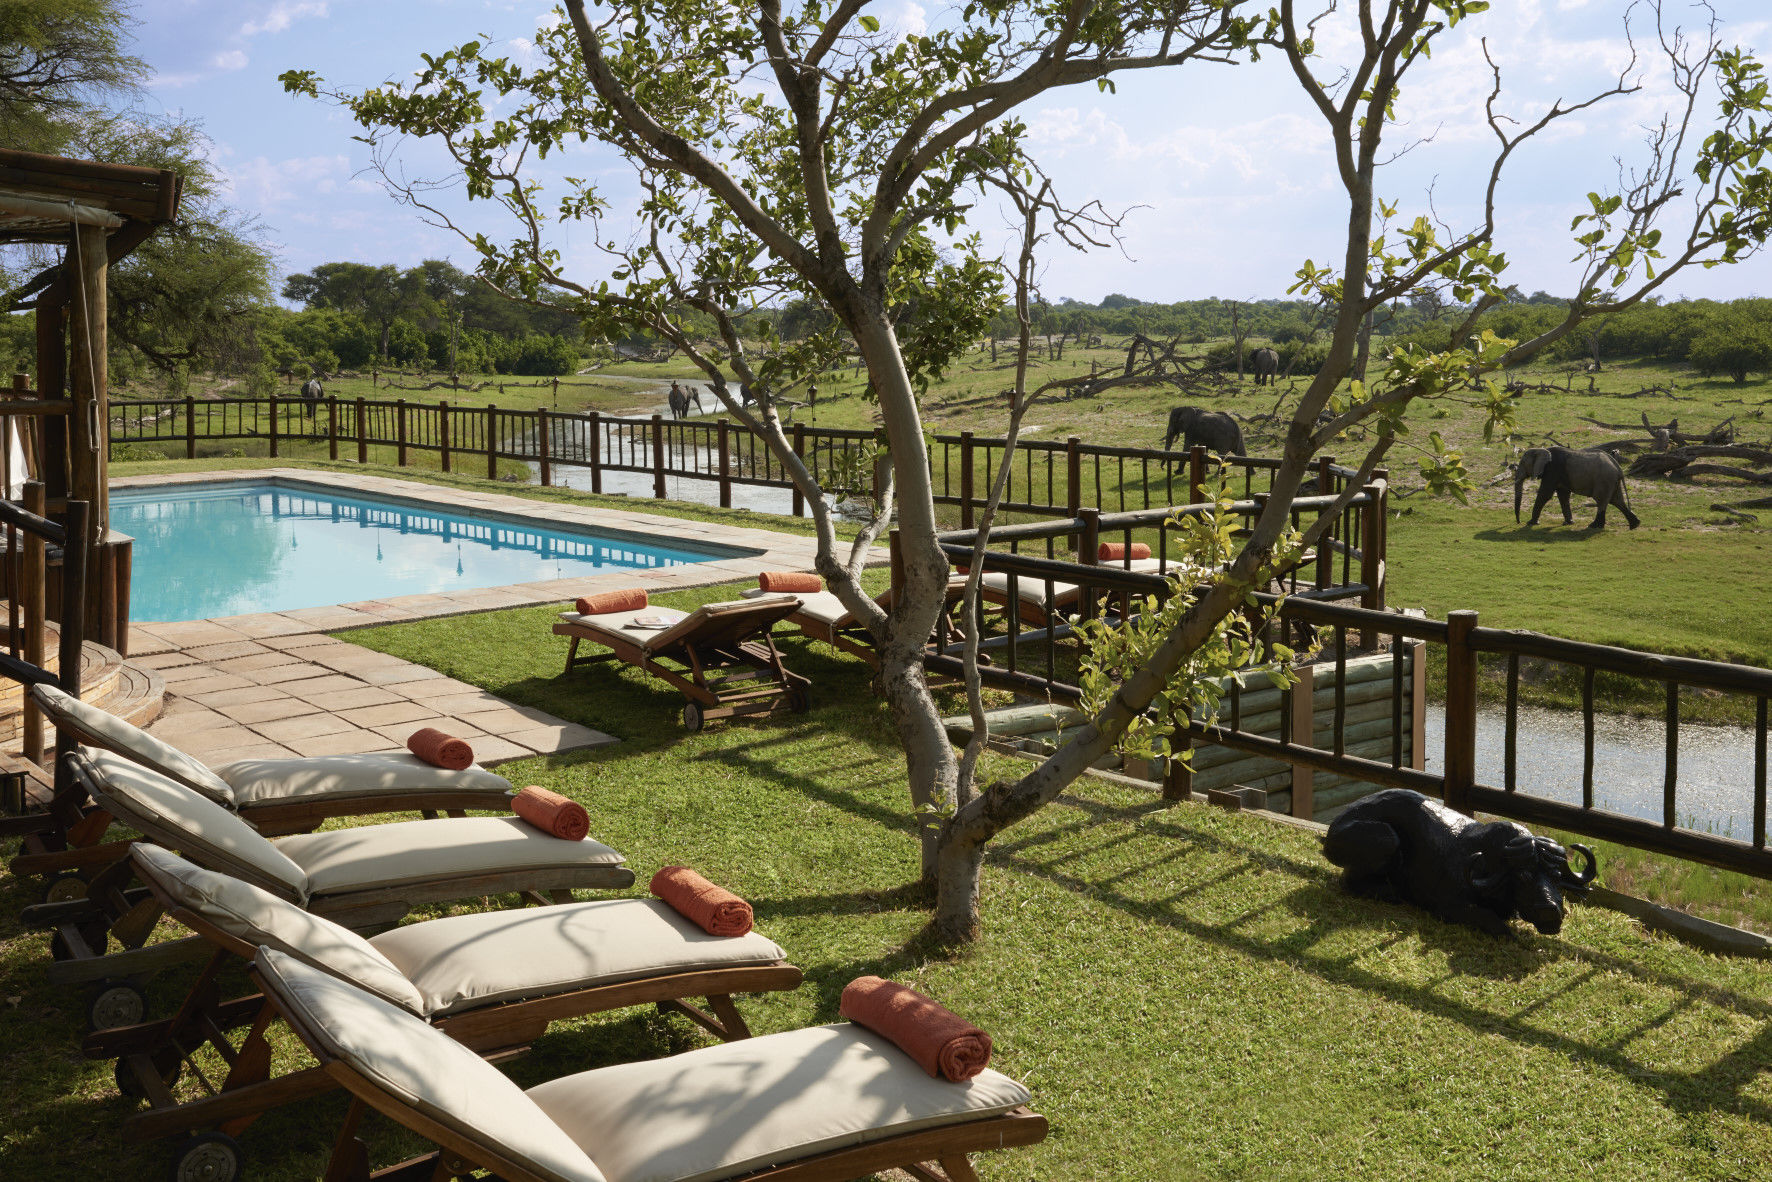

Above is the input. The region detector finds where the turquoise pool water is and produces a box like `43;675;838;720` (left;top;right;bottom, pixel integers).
112;481;752;622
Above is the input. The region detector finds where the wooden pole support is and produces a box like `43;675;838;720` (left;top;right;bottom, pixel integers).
1443;610;1479;815
588;411;602;494
717;420;731;509
1360;482;1383;645
790;422;805;517
651;413;666;500
21;480;45;766
268;394;279;459
1289;662;1316;820
1065;434;1082;521
354;398;367;465
1315;455;1335;589
959;430;975;530
1409;638;1428;772
438;401;451;473
486;404;498;481
184;396;197;459
537;408;551;487
395;400;408;467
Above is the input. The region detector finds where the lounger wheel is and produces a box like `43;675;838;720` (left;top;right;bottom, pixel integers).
682;701;705;732
788;687;810;714
115;1048;182;1100
171;1131;242;1182
43;871;88;903
87;980;146;1031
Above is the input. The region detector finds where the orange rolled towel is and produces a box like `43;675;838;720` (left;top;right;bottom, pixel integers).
406;727;474;771
840;975;992;1082
1098;541;1152;561
575;587;648;615
512;785;590;841
758;571;822;593
649;865;753;936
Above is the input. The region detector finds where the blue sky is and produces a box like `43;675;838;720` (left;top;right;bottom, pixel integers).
134;0;1770;305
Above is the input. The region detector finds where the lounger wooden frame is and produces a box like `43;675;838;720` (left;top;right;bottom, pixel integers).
553;599;810;731
788;584;970;672
254;962;1048;1182
89;878;804;1154
23;752;635;989
5;693;516;885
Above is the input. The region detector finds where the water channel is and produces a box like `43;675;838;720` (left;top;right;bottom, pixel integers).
1422;702;1763;838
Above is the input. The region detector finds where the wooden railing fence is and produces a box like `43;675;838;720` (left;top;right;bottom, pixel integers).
110;396;1321;524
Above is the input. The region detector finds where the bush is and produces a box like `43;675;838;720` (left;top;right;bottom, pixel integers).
1688;319;1772;383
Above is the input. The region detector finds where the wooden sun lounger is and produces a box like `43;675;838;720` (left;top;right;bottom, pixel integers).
251;949;1048;1182
553;598;810;730
770;577;971;670
89;846;803;1178
22;751;634;1006
7;683;517;886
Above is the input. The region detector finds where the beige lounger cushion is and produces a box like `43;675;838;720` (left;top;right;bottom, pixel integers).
214;753;513;808
131;846;425;1013
978;571;1079;610
561;598;795;657
779;590;853;629
34;683;238;806
273;815;625;897
256;950;607;1182
369;898;788;1017
86;752;310;901
528;1022;1032;1182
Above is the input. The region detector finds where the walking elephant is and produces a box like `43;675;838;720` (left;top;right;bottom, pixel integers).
1514;446;1640;530
1251;347;1279;386
299;377;323;418
1164;406;1245;458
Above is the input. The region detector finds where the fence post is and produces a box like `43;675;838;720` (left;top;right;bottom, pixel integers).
268;394;280;459
959;430;975;530
1409;638;1428;771
486;404;498;481
1078;507;1101;621
791;423;806;517
1065;435;1082;524
326;397;338;461
537;408;551;487
717;420;732;508
184;395;196;459
1289;661;1316;820
1313;455;1336;591
588;411;603;494
651;413;666;500
1443;610;1479;815
438;400;451;472
1189;445;1206;504
354;397;367;465
396;399;408;467
1360;481;1383;645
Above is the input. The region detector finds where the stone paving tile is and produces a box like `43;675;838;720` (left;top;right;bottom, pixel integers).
183;641;271;662
254;714;358;742
317;686;403;710
196;740;300;761
217;698;314;725
173;671;255;695
208;613;316;638
417;691;510;717
241;662;333;686
282;674;377;702
369;719;484;745
505;723;618;751
281;729;399;758
147;706;237;735
467;736;535;765
393;677;486;702
185;683;287;708
173;725;275;761
338;701;434;728
132;651;203;670
213;652;305;674
356;664;445;686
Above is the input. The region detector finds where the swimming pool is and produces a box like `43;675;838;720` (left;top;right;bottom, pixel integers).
112;480;755;622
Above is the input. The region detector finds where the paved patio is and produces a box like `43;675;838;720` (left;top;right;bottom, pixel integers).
113;470;843;766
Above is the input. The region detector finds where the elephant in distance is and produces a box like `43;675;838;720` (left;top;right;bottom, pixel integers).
1251;347;1279;386
667;382;702;419
1164;405;1245;459
299;377;323;418
1514;446;1640;530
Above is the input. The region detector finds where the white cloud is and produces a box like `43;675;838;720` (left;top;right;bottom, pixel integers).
211;49;248;71
240;2;329;38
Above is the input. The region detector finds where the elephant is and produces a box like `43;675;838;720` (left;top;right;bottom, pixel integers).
667;382;696;419
299;377;323;418
1514;445;1640;530
1251;347;1279;386
1323;788;1596;936
1163;405;1245;458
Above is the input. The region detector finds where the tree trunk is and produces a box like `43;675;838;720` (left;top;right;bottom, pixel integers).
931;826;986;943
851;309;959;887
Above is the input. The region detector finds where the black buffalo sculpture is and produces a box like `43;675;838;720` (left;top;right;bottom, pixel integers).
1322;789;1596;936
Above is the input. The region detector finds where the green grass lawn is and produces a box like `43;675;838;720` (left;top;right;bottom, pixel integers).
6;583;1772;1178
